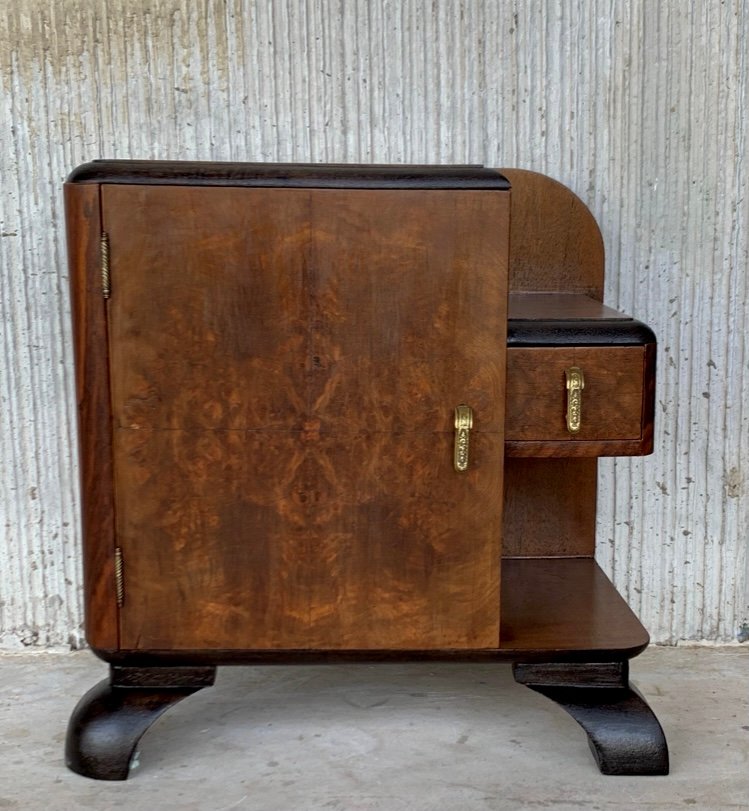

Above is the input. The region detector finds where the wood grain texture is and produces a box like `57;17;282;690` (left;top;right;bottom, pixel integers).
640;342;657;456
89;557;649;664
508;293;628;322
504;294;657;457
505;341;655;458
500;558;649;655
499;169;604;298
64;183;119;650
505;438;655;458
505;346;647;443
103;185;509;651
502;458;598;557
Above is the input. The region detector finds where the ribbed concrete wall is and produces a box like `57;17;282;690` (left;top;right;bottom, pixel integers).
1;1;747;647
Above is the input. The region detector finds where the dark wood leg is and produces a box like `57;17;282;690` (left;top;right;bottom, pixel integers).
65;665;216;780
513;661;669;775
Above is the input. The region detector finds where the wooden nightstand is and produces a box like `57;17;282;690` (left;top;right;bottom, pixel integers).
64;162;668;779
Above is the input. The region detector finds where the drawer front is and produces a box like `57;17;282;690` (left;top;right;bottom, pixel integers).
505;346;652;452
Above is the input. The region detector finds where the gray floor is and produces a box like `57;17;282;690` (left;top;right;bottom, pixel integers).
0;647;747;810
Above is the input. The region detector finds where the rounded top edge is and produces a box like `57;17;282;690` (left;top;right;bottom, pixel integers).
507;318;657;347
66;160;511;190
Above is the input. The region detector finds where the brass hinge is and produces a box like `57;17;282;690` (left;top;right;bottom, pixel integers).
114;546;124;607
101;232;111;299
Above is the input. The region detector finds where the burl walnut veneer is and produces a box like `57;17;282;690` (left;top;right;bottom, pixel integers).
64;162;667;780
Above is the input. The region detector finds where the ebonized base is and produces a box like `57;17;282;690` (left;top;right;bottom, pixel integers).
65;665;216;780
66;658;668;780
513;661;669;775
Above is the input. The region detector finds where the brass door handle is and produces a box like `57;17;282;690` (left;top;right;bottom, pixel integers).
565;367;585;434
454;405;473;471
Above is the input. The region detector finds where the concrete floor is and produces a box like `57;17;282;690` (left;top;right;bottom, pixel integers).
0;647;746;810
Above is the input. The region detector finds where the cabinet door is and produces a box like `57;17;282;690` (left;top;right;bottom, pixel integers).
103;184;508;650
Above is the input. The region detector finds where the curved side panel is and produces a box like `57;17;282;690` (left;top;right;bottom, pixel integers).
65;182;120;651
498;168;605;298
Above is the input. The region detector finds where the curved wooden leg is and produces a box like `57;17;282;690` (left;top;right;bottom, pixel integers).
513;661;669;776
66;665;216;780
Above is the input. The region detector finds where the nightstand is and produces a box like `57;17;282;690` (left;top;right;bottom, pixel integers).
64;162;667;779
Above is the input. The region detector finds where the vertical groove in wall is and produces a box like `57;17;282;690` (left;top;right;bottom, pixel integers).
0;0;746;647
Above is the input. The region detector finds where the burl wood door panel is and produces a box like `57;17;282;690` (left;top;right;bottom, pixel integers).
103;185;508;650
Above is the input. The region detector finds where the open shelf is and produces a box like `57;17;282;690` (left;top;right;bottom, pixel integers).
499;557;649;660
97;558;648;666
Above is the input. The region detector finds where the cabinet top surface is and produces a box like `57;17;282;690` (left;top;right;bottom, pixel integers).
67;160;510;190
507;294;656;346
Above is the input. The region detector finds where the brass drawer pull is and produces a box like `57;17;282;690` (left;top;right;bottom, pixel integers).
565;367;585;434
454;405;473;471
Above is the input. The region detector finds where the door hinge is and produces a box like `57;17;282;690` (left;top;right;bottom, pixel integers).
114;546;124;607
101;231;111;299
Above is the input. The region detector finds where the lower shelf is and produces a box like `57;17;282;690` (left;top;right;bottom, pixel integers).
499;557;650;660
94;557;650;665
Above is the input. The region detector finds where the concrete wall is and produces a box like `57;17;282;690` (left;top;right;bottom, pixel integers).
1;0;747;647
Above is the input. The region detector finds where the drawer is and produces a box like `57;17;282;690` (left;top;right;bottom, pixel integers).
505;345;655;456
